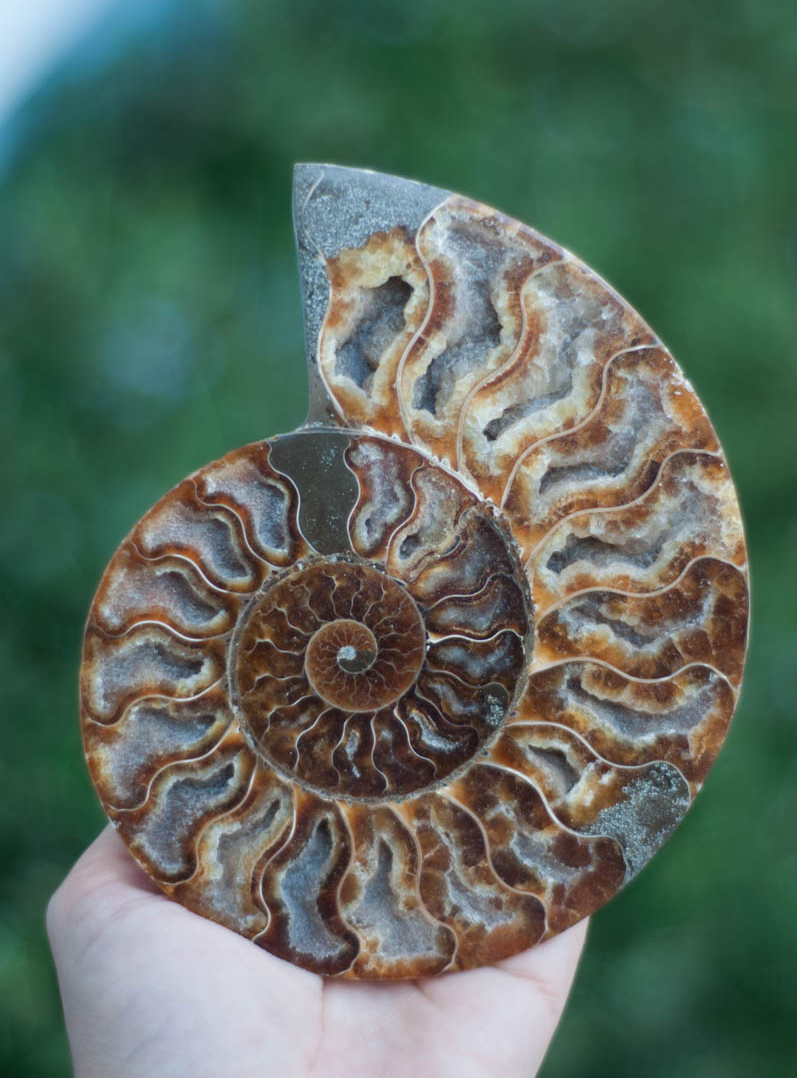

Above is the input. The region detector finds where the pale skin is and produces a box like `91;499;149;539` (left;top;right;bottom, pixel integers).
47;826;588;1078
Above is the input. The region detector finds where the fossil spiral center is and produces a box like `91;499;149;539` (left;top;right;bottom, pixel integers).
304;613;420;709
231;560;440;797
336;641;376;674
307;620;378;677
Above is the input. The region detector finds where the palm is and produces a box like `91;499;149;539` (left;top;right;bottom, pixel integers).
48;827;586;1078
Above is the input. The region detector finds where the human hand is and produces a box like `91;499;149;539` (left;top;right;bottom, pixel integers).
47;825;587;1078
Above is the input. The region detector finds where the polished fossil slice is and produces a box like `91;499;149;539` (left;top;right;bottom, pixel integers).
80;165;749;978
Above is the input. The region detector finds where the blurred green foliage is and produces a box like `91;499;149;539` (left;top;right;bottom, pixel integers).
0;0;795;1073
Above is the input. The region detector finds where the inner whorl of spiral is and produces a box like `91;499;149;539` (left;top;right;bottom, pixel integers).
312;620;377;678
238;565;426;716
229;471;532;800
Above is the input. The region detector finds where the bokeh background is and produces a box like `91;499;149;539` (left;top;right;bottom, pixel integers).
1;0;795;1074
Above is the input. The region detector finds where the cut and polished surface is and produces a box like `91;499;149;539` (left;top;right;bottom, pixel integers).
80;165;749;977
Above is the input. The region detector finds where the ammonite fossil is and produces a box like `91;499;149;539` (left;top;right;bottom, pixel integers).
80;165;749;978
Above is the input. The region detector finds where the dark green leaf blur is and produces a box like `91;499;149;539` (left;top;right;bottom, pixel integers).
0;0;795;1074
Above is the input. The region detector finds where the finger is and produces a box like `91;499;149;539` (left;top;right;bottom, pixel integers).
406;919;589;1078
53;823;161;908
47;825;155;946
496;916;589;1022
66;823;160;890
481;921;589;1076
46;824;164;961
